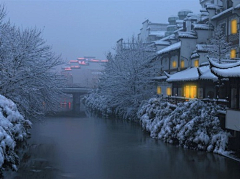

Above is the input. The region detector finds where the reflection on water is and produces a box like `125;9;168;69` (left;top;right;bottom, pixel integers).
4;114;240;179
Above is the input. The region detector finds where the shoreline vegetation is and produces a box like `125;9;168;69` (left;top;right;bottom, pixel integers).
0;95;31;176
82;93;240;160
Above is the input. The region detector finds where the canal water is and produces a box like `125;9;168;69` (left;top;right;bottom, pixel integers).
4;113;240;179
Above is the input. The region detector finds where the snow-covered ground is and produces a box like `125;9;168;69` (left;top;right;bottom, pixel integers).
0;95;31;172
137;97;230;155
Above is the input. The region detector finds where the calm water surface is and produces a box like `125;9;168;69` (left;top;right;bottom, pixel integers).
5;113;240;179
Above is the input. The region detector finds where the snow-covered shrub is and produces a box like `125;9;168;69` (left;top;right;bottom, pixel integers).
82;93;113;116
138;98;230;154
0;95;31;173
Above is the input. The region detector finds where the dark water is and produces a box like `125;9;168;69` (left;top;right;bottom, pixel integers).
4;114;240;179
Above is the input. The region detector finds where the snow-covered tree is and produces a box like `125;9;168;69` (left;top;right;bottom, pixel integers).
208;25;232;63
95;37;157;120
0;6;65;119
0;95;31;175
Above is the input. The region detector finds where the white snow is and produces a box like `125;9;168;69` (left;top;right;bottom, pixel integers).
191;52;200;59
166;65;218;82
235;4;240;9
152;76;168;80
166;68;199;82
196;44;213;52
212;66;240;77
149;31;166;37
154;40;170;45
179;32;197;38
157;41;181;55
209;58;240;77
0;95;31;171
199;65;218;81
209;58;240;68
212;7;233;20
194;24;212;30
137;98;230;154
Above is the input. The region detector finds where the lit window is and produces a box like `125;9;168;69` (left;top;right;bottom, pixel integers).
230;49;236;59
184;85;197;98
172;61;177;68
167;87;172;96
231;19;237;34
181;60;185;68
194;60;199;67
157;86;162;94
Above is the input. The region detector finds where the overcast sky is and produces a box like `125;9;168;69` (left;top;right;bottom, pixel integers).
2;0;201;61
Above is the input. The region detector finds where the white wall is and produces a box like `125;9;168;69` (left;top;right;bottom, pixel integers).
226;109;240;131
180;38;197;67
196;29;211;44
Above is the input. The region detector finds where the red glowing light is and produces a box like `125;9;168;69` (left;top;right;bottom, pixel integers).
78;58;85;60
70;60;78;63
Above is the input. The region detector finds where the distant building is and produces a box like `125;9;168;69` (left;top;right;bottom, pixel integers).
62;57;108;88
138;20;168;43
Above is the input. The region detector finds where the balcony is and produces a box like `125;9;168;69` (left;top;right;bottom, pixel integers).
226;109;240;131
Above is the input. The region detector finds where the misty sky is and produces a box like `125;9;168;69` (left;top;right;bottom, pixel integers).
2;0;201;61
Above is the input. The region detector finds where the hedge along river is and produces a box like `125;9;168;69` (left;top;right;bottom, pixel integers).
4;112;240;179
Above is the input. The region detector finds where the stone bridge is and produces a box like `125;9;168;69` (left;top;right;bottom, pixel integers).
62;87;92;114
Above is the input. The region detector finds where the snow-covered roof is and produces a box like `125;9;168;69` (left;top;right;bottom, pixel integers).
235;4;240;9
196;44;213;52
160;34;175;41
149;31;166;37
154;40;170;45
200;11;209;16
206;3;221;10
174;27;183;33
199;66;218;81
209;58;240;69
166;68;199;82
191;52;200;59
166;65;217;82
152;76;168;80
209;58;240;78
176;20;184;24
185;13;199;20
200;61;209;66
211;7;233;20
212;66;240;77
194;24;213;30
167;25;177;28
178;31;197;39
200;16;209;22
157;41;181;55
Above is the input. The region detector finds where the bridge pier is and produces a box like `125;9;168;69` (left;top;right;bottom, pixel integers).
72;93;81;114
62;87;91;115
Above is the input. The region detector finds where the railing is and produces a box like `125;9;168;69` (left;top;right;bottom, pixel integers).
165;95;229;107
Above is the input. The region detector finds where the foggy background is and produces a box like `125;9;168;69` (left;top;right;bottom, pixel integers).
2;0;201;61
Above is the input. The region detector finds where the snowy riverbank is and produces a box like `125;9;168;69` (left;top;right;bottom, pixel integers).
83;93;231;155
137;97;230;155
0;95;31;174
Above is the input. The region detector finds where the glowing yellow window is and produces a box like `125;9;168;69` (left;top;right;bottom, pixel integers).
194;60;199;67
167;87;172;96
184;85;197;98
157;86;161;94
172;61;177;68
231;19;237;34
230;49;236;59
181;60;185;68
